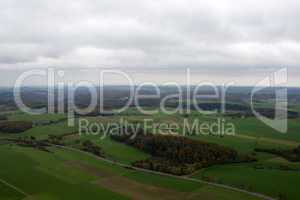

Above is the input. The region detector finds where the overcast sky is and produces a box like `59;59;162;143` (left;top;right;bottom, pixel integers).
0;0;300;86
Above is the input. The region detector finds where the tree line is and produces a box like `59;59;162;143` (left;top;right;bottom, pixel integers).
255;146;300;162
0;121;32;133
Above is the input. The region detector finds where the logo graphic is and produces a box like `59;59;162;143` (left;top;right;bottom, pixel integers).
251;68;288;133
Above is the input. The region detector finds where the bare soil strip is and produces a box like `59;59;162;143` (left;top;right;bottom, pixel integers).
66;160;188;200
94;176;186;200
64;160;114;178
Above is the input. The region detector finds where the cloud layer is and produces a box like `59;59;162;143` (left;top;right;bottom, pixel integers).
0;0;300;85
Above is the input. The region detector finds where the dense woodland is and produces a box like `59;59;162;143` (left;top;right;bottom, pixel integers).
112;132;255;175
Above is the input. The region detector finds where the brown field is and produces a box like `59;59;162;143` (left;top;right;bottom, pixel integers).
95;176;187;200
64;160;114;178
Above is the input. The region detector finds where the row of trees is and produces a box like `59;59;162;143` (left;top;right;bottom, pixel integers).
0;121;32;133
80;140;105;157
133;158;204;175
11;137;51;152
47;134;65;145
255;146;300;162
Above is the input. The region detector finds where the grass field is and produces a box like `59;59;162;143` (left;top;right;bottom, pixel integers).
1;110;300;199
0;181;25;200
6;112;66;122
192;160;300;200
69;133;150;164
0;145;127;200
0;145;262;200
75;111;300;200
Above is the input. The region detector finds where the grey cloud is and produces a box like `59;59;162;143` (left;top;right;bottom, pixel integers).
0;0;299;73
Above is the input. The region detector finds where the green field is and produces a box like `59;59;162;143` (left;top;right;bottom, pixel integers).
0;181;25;200
6;112;66;122
0;145;261;200
192;161;300;200
68;134;150;165
1;110;300;199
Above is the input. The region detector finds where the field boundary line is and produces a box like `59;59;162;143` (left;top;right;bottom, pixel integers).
54;145;276;200
0;178;29;197
234;134;300;147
